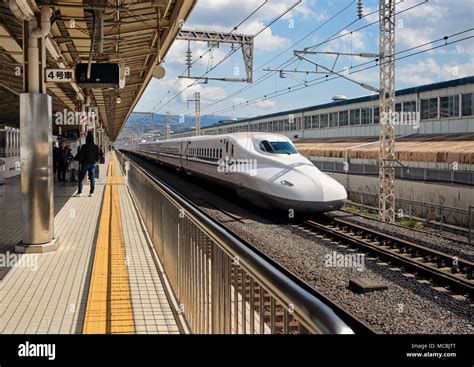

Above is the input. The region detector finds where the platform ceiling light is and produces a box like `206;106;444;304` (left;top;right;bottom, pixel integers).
116;96;122;104
153;65;166;80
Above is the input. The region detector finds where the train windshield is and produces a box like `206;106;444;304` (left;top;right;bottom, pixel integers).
259;140;297;155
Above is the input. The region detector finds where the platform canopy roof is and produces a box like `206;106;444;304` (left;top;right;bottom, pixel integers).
0;0;196;141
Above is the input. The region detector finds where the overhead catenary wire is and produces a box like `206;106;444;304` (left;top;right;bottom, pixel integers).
199;0;358;101
131;0;271;129
153;0;270;110
206;31;473;116
200;0;427;113
154;1;302;113
203;0;355;101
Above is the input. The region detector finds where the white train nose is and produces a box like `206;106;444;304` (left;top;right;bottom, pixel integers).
256;164;347;212
317;173;347;202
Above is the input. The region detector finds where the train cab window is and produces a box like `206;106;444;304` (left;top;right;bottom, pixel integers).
259;140;297;155
259;141;273;152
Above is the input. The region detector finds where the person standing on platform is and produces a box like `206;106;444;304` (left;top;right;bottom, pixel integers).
76;132;99;197
97;145;105;180
53;142;59;177
57;141;68;183
99;145;105;164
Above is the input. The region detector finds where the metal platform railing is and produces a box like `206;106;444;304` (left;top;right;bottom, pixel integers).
116;151;354;334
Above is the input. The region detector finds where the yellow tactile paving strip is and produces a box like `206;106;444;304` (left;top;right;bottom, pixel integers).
83;153;134;334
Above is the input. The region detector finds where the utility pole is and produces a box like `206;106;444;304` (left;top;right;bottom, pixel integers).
188;92;201;136
379;0;396;223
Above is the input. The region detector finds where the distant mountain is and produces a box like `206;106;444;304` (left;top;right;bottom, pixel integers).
125;113;240;134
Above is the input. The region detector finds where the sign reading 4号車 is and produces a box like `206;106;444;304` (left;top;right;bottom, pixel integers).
45;69;75;83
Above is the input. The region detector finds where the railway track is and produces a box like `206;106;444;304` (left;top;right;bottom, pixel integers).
301;217;474;302
338;207;472;246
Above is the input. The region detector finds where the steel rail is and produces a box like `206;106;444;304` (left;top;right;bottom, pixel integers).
303;218;474;300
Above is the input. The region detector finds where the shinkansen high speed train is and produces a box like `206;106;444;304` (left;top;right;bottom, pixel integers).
125;133;347;212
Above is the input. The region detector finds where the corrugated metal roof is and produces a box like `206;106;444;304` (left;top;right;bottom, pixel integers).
0;1;197;141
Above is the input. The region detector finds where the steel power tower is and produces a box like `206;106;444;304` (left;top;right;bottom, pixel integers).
379;0;396;223
188;92;201;136
166;111;171;140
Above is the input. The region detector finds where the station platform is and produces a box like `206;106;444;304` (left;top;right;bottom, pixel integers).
0;153;181;334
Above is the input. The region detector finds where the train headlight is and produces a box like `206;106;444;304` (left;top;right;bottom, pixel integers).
280;180;294;187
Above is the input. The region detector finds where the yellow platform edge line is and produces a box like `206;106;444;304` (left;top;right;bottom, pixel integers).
83;152;135;334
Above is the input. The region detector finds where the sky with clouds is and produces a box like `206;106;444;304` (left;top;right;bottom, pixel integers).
133;0;474;119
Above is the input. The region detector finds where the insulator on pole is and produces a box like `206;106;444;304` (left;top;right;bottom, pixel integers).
357;0;363;18
186;41;192;77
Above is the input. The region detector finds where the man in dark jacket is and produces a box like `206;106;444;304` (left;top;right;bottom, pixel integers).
56;141;68;182
76;132;99;197
53;142;59;176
